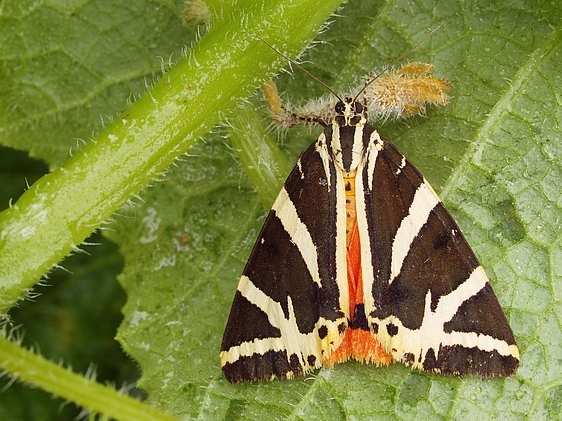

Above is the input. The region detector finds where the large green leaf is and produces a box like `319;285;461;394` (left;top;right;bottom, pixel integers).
1;0;561;419
111;1;562;419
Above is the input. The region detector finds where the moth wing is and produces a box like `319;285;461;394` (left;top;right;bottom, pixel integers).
357;132;519;376
220;135;348;383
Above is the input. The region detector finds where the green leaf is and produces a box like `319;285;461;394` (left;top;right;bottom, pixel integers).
0;0;192;165
1;0;561;420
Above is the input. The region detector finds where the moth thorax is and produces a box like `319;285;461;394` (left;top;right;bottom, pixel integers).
331;124;366;173
330;98;368;172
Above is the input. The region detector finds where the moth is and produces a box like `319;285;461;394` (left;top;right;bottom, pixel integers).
220;57;519;383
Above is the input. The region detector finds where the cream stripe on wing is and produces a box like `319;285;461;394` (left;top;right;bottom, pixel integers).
272;187;321;287
348;124;366;172
389;181;439;285
374;266;519;364
356;138;379;313
220;275;323;367
366;131;382;189
316;134;349;316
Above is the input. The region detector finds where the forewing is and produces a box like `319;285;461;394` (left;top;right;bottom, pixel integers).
220;133;348;383
356;131;519;376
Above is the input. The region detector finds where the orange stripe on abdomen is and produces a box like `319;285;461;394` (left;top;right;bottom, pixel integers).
324;173;393;366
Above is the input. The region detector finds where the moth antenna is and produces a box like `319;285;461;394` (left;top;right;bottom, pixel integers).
253;35;344;103
353;24;444;102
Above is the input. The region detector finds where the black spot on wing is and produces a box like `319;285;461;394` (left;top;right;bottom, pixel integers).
386;323;398;337
423;348;437;369
350;303;369;330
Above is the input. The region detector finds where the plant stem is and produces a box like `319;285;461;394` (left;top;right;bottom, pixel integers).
0;0;344;314
0;334;178;421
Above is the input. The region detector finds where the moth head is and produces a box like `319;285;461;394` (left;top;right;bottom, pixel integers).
334;97;367;127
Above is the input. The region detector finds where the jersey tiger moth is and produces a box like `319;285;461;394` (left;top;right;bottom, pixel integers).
220;56;519;383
